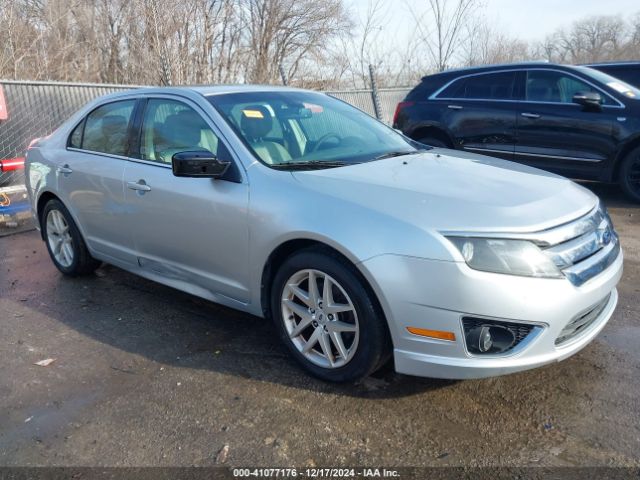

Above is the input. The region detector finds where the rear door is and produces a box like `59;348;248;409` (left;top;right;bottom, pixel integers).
61;98;137;265
431;70;517;160
515;69;618;179
123;96;250;303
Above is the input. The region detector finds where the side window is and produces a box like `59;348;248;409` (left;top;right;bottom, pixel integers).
139;99;225;164
436;72;515;100
437;77;466;99
526;70;606;104
463;72;515;100
69;120;84;148
81;100;135;156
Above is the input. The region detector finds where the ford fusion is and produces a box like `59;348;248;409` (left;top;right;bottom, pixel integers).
25;86;623;382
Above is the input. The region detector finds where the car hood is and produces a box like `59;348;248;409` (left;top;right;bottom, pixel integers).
291;149;597;233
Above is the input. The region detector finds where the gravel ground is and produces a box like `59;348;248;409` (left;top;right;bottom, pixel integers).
0;182;638;468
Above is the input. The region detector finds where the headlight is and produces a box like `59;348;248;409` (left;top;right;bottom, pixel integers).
447;237;563;279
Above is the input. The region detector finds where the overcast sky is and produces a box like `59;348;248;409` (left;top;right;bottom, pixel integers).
347;0;640;42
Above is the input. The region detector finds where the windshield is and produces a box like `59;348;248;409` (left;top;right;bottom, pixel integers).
576;66;640;100
207;91;421;169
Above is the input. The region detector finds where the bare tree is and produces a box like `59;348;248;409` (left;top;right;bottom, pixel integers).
410;0;479;72
461;17;531;67
2;0;640;88
239;0;351;84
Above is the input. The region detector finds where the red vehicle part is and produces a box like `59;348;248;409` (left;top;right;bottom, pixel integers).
0;157;25;172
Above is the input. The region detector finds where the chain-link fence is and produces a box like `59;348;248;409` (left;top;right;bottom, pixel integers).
0;79;410;236
0;81;139;235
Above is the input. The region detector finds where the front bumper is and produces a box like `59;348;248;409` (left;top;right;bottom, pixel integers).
360;248;623;379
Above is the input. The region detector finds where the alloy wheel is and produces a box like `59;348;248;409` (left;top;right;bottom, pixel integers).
281;269;359;369
46;209;74;268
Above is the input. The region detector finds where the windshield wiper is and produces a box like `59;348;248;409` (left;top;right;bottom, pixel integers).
373;150;420;160
271;160;357;170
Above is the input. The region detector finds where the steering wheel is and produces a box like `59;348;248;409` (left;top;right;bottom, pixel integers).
311;133;342;153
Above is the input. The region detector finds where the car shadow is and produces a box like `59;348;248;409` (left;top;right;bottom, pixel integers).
18;258;456;400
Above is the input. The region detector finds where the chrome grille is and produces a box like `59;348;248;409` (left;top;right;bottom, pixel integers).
537;205;620;286
555;293;611;345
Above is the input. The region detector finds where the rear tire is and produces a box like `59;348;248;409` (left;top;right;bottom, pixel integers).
619;146;640;203
270;247;391;382
42;199;101;276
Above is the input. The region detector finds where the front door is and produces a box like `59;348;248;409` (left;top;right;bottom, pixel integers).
123;97;250;303
515;69;618;179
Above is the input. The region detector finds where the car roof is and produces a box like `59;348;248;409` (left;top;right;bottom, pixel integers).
420;62;584;81
102;84;313;99
583;61;640;67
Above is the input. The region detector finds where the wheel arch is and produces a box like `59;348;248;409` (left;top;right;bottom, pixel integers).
259;238;389;336
35;191;89;248
408;124;455;148
36;190;62;240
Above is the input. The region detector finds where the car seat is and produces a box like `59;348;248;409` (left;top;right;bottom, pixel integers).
239;105;291;164
155;110;208;163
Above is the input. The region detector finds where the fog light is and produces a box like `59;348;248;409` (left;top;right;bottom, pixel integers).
466;325;515;354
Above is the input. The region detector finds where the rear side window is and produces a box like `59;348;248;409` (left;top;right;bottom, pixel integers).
436;72;516;100
77;100;135;156
69;120;84;148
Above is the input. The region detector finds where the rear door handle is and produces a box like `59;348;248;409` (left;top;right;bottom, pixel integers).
521;112;540;119
447;105;463;110
57;164;73;175
127;180;151;192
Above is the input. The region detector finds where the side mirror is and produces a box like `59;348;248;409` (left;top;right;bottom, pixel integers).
171;150;230;179
572;91;602;110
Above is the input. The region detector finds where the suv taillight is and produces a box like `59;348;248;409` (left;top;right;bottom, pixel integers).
393;101;414;127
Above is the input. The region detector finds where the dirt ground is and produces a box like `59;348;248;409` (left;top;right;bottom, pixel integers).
0;182;638;468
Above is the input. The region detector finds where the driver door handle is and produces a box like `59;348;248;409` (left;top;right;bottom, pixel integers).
521;112;540;119
127;180;151;192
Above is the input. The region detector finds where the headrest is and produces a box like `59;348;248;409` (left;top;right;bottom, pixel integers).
240;105;273;140
162;110;203;147
101;115;127;136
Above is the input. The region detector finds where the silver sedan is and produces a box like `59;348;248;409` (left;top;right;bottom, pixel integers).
25;86;623;382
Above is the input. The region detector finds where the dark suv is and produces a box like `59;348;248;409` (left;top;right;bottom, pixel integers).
586;61;640;89
393;62;640;201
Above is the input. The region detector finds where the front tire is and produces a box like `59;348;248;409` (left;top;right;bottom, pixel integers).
42;199;101;276
619;146;640;203
271;248;391;382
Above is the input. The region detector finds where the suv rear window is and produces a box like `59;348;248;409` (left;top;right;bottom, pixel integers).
436;72;516;100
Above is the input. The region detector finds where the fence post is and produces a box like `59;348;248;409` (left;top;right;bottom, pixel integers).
279;65;288;86
368;64;382;121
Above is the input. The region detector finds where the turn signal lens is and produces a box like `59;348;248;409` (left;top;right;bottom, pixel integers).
406;327;456;341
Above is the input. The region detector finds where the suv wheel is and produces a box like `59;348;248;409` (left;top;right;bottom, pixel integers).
42;199;101;276
619;146;640;203
271;248;391;382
